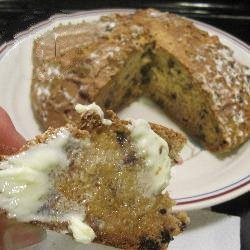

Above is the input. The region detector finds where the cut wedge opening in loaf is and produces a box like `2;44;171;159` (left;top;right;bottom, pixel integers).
146;49;224;151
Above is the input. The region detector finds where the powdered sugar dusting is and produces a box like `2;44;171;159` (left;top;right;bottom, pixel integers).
36;64;62;82
148;10;163;18
193;42;249;145
37;86;50;97
47;66;60;76
130;25;144;38
98;21;116;32
88;46;121;66
233;109;245;123
195;54;206;62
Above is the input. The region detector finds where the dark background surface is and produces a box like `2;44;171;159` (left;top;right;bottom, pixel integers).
0;0;249;44
0;1;249;249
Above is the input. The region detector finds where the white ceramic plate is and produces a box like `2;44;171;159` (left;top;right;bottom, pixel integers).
0;9;249;214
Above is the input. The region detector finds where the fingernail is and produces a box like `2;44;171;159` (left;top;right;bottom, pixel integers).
3;224;46;250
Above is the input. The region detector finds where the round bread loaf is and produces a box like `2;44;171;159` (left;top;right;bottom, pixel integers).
31;9;250;153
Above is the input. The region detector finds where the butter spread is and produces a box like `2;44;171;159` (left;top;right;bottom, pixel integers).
75;103;112;125
0;128;96;244
0;128;70;220
68;214;96;244
127;119;171;196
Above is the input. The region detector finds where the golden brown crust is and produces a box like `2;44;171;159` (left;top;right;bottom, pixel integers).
31;9;249;153
150;123;187;162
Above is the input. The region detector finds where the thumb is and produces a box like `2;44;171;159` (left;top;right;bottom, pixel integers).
0;107;26;155
0;215;46;250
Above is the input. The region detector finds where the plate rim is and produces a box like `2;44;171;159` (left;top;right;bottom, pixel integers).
0;8;249;210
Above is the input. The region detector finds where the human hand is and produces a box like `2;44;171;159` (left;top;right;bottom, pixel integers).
0;107;46;249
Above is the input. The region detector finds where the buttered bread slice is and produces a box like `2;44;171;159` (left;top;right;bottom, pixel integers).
0;104;188;250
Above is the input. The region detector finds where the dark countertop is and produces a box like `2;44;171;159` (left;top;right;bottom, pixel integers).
0;1;249;249
0;0;250;44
